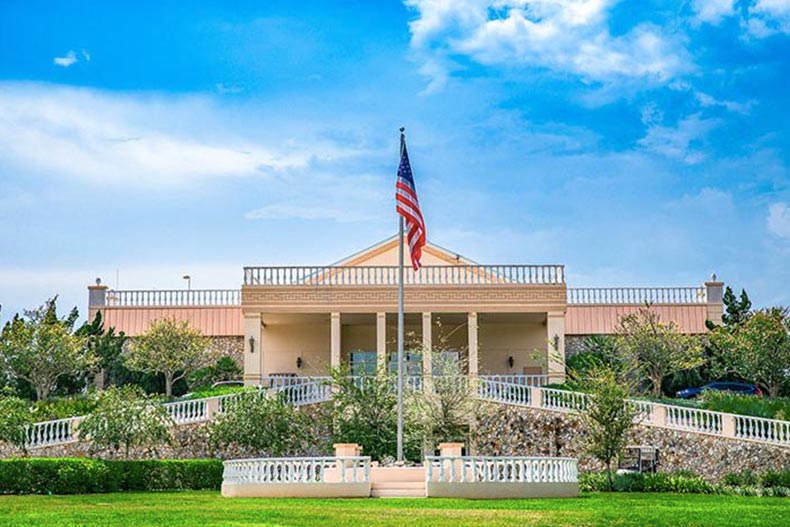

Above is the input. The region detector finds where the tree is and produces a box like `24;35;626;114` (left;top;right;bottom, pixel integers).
75;311;127;390
0;299;95;400
211;390;318;456
409;349;480;453
575;364;640;490
616;307;705;397
78;385;173;458
707;286;752;330
708;308;790;397
125;318;217;397
328;365;421;462
0;391;33;453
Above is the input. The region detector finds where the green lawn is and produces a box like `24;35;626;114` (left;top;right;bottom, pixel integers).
0;492;788;527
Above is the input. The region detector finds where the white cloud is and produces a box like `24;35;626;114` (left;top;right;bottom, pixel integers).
694;91;755;114
216;83;243;94
638;113;720;164
53;50;79;67
406;0;690;91
53;49;90;68
767;202;790;238
692;0;790;37
691;0;736;25
0;83;363;187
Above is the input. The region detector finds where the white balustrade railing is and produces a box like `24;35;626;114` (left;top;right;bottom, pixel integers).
541;388;589;412
567;286;706;304
223;456;371;485
24;417;80;448
105;289;240;307
665;405;722;434
479;374;548;387
165;399;208;424
244;264;565;286
426;456;578;484
478;379;531;406
21;378;790;450
735;414;790;444
263;376;332;405
629;400;657;425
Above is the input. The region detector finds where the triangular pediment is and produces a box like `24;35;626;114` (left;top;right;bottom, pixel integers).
334;235;476;267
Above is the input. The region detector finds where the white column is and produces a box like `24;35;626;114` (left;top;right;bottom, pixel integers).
376;312;387;371
546;312;566;384
422;312;433;388
468;312;478;380
331;312;342;370
243;315;263;386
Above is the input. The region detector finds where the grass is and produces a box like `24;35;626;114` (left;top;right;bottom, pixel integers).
0;491;788;527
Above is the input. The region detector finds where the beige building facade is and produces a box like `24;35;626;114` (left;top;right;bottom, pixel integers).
88;236;724;386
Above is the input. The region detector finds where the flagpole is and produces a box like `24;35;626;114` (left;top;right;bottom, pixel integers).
396;128;406;463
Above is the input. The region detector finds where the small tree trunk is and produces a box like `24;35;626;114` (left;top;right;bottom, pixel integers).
606;459;614;491
165;373;173;397
651;375;663;397
36;384;50;401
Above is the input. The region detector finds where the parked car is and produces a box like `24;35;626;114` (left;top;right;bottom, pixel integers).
675;382;762;399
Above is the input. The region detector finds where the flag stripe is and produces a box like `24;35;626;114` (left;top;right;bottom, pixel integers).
395;134;426;271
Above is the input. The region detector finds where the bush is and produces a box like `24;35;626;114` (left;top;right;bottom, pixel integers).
0;458;222;494
582;469;790;496
0;394;33;451
78;386;173;458
210;391;320;456
32;395;97;422
187;357;242;391
725;469;790;489
580;472;718;494
699;391;790;420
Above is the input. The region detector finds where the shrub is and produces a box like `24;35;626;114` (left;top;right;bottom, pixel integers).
0;394;33;451
699;391;790;420
78;386;173;458
187;357;242;391
582;469;790;496
0;458;222;494
580;472;718;494
210;390;319;456
32;395;97;422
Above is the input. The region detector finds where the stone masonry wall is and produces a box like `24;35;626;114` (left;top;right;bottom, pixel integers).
1;404;330;461
474;403;790;481
5;400;790;482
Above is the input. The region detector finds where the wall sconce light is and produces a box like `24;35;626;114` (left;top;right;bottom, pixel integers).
296;357;303;369
552;334;560;350
507;356;515;369
248;336;255;354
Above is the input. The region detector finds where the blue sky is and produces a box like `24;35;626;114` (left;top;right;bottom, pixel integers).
1;0;790;322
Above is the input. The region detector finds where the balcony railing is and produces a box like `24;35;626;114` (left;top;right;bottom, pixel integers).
243;264;565;286
105;289;241;307
567;287;706;305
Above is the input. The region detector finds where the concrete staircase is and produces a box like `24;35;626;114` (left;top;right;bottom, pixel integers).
369;466;426;498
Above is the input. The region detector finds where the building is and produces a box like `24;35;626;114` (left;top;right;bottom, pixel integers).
87;236;724;386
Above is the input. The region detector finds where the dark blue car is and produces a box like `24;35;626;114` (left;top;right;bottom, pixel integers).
676;382;762;399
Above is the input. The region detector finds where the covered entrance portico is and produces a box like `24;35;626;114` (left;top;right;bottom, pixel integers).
241;236;567;386
242;310;564;386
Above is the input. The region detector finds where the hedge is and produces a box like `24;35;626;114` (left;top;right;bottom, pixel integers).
580;470;790;496
0;458;223;495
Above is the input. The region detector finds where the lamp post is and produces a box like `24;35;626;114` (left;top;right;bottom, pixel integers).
182;274;191;291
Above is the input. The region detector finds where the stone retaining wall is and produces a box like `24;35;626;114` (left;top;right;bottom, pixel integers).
5;401;789;482
474;403;790;481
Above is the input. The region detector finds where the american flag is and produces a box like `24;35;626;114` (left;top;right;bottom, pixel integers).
396;132;426;271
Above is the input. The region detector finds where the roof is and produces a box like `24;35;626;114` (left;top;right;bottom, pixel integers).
566;304;709;335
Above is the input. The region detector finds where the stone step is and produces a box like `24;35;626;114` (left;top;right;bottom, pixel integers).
371;481;426;498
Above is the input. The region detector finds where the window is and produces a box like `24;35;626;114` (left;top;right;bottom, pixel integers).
388;352;422;375
350;351;377;375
